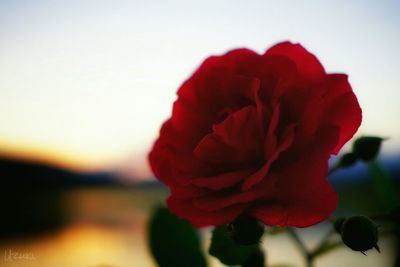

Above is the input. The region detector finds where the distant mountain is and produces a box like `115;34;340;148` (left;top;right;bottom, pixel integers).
0;156;135;239
0;156;120;189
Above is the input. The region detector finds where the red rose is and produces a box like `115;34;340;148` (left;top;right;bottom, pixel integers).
149;42;362;227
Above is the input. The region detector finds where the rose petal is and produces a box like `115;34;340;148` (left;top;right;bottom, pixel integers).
170;185;209;199
250;126;339;227
194;106;263;168
265;41;325;79
241;122;297;190
148;138;175;186
264;103;280;157
251;173;337;227
193;190;263;212
177;49;261;108
256;55;300;103
167;195;246;227
320;74;362;154
293;74;362;154
189;169;254;190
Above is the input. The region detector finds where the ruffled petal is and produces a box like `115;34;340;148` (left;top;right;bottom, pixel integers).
320;74;362;154
177;49;261;109
265;41;325;79
167;195;246;227
189;169;254;190
250;126;339;227
194;106;263;169
242;122;297;190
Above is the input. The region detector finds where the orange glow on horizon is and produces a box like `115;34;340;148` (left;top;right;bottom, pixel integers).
0;139;114;173
0;138;155;179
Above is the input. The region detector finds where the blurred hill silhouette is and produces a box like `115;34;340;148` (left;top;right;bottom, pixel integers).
0;156;120;188
0;156;121;240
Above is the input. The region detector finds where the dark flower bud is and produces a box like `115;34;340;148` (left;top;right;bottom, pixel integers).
228;216;264;245
339;215;379;253
337;152;358;168
352;136;385;162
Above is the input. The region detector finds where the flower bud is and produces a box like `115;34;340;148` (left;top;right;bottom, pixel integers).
228;216;264;245
339;215;379;253
352;136;385;162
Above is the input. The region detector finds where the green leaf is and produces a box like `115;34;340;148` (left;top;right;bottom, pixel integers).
228;216;264;245
148;205;207;267
209;225;260;266
337;152;358;168
352;136;385;161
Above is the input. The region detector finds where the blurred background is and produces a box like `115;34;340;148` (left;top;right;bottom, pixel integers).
0;0;399;266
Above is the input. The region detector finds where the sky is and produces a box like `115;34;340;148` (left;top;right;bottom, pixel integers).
0;0;399;178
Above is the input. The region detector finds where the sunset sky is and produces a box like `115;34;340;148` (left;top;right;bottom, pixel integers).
0;0;399;178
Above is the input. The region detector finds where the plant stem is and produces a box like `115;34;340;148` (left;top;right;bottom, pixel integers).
287;228;314;267
310;228;335;257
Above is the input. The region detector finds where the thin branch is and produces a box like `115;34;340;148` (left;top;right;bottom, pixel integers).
312;228;335;253
312;240;344;258
287;228;313;267
287;228;308;255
